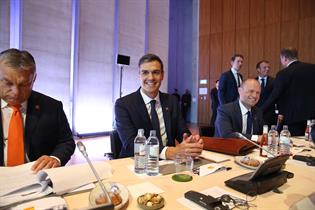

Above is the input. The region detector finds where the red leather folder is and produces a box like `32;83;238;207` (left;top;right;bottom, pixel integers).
202;137;256;156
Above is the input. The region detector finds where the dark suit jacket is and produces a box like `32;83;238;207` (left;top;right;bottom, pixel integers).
114;88;190;158
210;88;219;127
255;76;276;125
214;101;264;139
261;61;315;125
0;91;75;166
218;70;243;105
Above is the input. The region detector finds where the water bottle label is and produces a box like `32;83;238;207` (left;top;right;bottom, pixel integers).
280;136;290;144
139;144;146;156
149;146;159;157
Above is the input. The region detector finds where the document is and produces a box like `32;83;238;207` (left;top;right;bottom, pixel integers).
0;161;113;207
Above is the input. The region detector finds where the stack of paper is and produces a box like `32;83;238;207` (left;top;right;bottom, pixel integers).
0;161;113;207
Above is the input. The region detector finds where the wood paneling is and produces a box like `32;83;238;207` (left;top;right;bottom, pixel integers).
198;0;315;125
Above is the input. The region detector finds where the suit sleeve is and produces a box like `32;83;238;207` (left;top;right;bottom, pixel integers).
218;74;226;105
114;99;137;156
215;105;239;138
261;72;286;112
50;102;75;166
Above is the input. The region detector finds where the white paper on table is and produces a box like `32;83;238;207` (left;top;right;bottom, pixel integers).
199;151;230;163
199;163;226;176
11;196;67;210
177;186;245;210
127;181;164;198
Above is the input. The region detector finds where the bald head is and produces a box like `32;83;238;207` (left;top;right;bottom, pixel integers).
238;79;261;109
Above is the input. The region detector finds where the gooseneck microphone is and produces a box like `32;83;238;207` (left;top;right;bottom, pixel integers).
77;141;110;199
234;132;276;157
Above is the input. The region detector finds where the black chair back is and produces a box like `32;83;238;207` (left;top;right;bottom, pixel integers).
199;126;215;137
106;130;122;159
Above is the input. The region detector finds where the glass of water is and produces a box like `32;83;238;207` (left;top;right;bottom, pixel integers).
174;152;194;173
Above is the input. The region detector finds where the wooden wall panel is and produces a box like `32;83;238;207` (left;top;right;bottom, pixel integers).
210;0;222;34
235;29;249;77
249;28;264;78
198;0;211;125
198;0;315;125
223;0;235;31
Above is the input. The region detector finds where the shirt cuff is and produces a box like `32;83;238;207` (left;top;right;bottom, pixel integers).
159;146;168;160
251;135;258;142
50;156;61;165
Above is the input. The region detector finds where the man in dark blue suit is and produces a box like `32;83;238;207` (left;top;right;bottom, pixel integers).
261;48;315;136
115;54;203;159
0;49;75;172
218;54;244;105
215;79;264;141
255;60;276;126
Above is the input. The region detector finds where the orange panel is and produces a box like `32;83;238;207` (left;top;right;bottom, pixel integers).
300;0;315;19
265;0;281;24
223;0;236;31
281;0;299;21
264;23;281;76
222;31;236;71
236;0;250;29
250;0;265;27
249;28;264;78
235;29;250;78
210;0;223;33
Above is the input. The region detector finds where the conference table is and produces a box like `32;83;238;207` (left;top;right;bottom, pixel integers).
64;138;315;210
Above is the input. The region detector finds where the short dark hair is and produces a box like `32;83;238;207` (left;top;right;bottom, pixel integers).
0;48;36;72
256;60;269;69
138;53;163;71
231;54;244;62
280;48;298;60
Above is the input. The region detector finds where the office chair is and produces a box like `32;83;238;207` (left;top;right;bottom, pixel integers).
104;130;122;159
199;125;215;137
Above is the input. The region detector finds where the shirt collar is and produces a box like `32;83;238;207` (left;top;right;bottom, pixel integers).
1;99;27;112
287;59;298;67
140;89;160;105
231;68;239;74
258;76;267;80
239;100;250;115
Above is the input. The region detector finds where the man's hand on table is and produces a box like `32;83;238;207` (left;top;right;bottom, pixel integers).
166;133;204;160
31;155;61;173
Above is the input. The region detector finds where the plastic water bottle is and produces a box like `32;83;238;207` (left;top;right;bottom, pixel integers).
267;125;279;157
146;130;159;176
279;125;291;155
134;129;146;174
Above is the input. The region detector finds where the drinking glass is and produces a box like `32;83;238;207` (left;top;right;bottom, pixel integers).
174;152;193;173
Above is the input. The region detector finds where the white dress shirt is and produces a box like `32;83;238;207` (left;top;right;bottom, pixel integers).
231;68;242;87
238;100;258;141
1;99;29;166
140;89;168;159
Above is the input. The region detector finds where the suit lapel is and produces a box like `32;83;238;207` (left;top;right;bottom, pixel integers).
135;90;152;136
160;93;171;145
24;92;41;156
234;101;243;132
229;70;238;88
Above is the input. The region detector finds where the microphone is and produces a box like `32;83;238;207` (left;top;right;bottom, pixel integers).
233;132;276;157
76;141;110;201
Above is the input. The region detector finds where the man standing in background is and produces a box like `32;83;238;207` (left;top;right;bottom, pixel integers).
255;60;276;126
218;54;244;105
261;48;315;136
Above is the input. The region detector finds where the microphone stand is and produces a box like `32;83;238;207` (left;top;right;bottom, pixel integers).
234;132;276;157
76;141;110;200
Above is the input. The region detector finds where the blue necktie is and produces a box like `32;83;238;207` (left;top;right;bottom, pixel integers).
261;78;265;91
246;111;252;134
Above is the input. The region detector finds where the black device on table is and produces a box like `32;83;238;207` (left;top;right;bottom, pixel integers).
225;155;294;195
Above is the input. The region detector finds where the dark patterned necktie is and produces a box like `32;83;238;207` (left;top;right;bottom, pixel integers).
261;78;265;91
246;111;253;134
150;100;161;141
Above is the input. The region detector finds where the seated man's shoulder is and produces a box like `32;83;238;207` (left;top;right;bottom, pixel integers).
30;91;62;107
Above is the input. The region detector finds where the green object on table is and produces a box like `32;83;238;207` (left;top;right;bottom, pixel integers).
172;174;193;182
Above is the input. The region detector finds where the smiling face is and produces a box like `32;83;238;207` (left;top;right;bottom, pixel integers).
238;79;261;109
0;62;36;105
139;60;164;99
257;61;270;77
